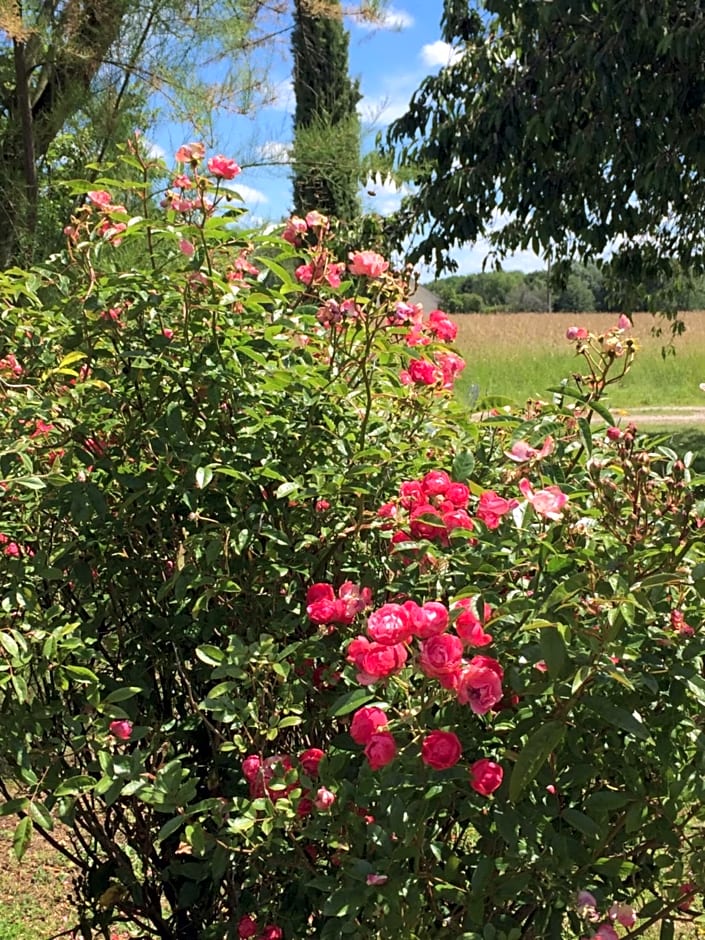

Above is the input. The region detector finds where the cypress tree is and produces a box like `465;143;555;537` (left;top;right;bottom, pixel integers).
291;0;362;220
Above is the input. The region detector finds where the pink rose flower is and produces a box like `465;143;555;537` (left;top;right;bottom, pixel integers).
260;926;283;940
207;155;241;179
242;755;261;781
299;747;325;776
350;706;389;744
421;730;462;770
506;436;554;463
566;325;589;341
87;190;113;208
435;350;466;388
419;634;464;683
407;358;440;386
519;478;568;521
306;583;337;624
305;210;328;229
617;313;632;330
367;603;413;646
109;720;133;741
408;601;449;639
469;758;503;795
282;215;308;244
444;482;470;507
399;480;424;508
348;250;389;277
359;642;408;684
442;508;474;537
453;597;493;647
364;731;397;770
409;504;445;541
427;308;458;341
314;786;336;810
609;902;636;928
421;469;451;496
295;263;315;285
476;490;518;529
175;142;205;163
594;924;619;940
237;914;259;938
456;656;503;713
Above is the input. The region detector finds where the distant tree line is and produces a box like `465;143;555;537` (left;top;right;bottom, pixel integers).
427;264;705;313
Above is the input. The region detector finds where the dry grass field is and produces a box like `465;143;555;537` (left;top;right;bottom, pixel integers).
453;311;705;414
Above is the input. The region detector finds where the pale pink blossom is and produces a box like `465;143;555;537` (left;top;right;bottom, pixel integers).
366;873;388;886
519;478;568;521
348;250;389;278
506;436;554;463
207;155;241;179
609;902;636;928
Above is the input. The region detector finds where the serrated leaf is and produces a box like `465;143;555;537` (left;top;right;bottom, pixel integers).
509;720;565;803
452;450;475;482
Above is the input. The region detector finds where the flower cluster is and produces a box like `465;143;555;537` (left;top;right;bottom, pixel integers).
575;890;637;938
237;914;283;940
346;598;503;707
348;703;503;794
306;581;372;626
378;469;474;547
241;749;335;817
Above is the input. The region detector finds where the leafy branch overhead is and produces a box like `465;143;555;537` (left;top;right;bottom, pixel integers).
385;0;705;287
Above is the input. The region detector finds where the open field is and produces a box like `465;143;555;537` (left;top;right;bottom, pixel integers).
453;311;705;414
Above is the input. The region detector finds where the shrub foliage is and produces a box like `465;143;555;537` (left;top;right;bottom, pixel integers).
0;144;704;940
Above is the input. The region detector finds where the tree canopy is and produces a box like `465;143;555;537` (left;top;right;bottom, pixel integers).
291;0;362;220
386;0;705;288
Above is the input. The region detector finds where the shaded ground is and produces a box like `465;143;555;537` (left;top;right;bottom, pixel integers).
0;815;74;939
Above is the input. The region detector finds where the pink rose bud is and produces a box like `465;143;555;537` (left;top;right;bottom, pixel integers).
606;426;622;441
313;787;336;811
617;314;631;330
109;720;133;741
469;758;503;795
366;873;388;886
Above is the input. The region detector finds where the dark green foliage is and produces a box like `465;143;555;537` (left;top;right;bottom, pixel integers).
386;0;705;291
291;0;362;219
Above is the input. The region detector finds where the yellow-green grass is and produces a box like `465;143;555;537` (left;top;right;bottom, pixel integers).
453;312;705;412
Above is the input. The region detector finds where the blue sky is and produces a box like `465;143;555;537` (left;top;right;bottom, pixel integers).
152;1;544;277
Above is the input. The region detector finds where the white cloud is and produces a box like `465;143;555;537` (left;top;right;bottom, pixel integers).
360;90;412;125
265;79;294;113
257;141;290;165
361;172;410;215
223;182;269;207
420;40;463;68
144;139;166;160
356;7;414;31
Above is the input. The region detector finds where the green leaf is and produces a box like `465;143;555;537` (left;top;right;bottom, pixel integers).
27;801;53;830
195;645;224;666
275;481;298;499
104;687;143;704
328;688;374;717
13;817;33;861
583;697;653;742
539;627;568;677
509;721;565;803
561;807;601;838
54;775;97;797
195;466;213;489
452;450;475;481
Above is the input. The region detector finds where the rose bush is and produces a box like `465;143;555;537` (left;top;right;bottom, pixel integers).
0;139;704;939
